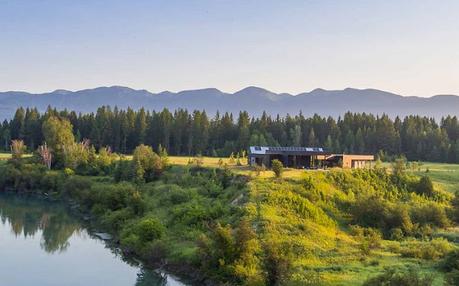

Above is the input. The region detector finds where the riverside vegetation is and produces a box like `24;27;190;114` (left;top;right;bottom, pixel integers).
3;115;459;285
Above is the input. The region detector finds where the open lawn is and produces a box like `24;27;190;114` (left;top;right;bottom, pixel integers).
167;155;314;179
0;153;11;160
381;161;459;194
411;162;459;194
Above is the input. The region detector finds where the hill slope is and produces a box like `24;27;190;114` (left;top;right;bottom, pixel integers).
1;86;459;119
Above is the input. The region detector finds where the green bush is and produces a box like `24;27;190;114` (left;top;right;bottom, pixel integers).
441;249;459;272
120;217;165;253
113;160;135;182
400;238;453;260
351;195;389;230
445;270;459;286
351;226;382;255
132;144;164;181
412;203;450;228
416;176;435;197
271;159;283;178
89;182;144;215
61;175;93;204
363;267;433;286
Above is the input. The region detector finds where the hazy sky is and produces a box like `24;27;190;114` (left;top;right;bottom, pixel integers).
1;0;459;96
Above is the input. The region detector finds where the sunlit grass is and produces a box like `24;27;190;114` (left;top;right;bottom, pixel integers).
383;161;459;193
0;153;11;160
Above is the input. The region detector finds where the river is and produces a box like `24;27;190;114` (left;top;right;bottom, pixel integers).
0;194;185;286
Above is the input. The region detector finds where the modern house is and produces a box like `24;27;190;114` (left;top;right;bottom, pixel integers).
248;146;374;169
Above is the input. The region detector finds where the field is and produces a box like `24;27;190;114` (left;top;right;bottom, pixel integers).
0;153;11;160
377;161;459;194
411;162;459;194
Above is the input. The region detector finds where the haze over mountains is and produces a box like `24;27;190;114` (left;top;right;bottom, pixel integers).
1;86;458;120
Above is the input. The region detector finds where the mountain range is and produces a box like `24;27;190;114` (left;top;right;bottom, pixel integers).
1;86;458;120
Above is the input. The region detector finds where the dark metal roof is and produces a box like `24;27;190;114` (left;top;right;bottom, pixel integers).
268;146;324;152
249;146;329;155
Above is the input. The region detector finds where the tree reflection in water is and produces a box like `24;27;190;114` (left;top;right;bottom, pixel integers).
0;194;80;253
135;268;168;286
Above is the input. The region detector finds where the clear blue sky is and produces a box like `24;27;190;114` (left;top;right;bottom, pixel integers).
1;0;459;96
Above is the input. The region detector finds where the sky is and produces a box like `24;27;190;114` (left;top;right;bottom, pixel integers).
1;0;459;97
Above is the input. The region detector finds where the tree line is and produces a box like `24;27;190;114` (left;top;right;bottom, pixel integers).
2;106;459;163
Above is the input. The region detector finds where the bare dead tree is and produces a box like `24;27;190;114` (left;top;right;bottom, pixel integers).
38;143;53;169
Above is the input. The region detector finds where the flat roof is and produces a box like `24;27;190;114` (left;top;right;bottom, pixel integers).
249;146;329;155
326;154;375;160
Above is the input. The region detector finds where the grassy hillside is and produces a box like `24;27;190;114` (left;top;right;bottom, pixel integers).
2;154;459;285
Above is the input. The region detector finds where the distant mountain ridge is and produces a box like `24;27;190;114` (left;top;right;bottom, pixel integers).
1;86;458;120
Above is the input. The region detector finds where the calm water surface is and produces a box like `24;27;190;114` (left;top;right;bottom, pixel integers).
0;194;185;286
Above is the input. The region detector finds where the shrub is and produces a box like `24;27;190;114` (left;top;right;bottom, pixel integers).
165;185;197;205
271;159;283;178
100;208;134;232
416;176;435;197
120;217;165;253
412;203;450;228
441;249;459;272
450;191;459;223
132;144;163;181
64;168;75;176
114;159;135;182
62;176;93;201
363;267;433;286
351;226;382;255
351;195;389;230
400;238;454;260
89;182;143;214
445;270;459;286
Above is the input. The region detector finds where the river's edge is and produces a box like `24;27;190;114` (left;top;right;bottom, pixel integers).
1;190;215;286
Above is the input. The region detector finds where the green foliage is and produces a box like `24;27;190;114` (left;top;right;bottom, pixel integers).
198;220;264;284
411;202;450;228
445;270;459;286
363;267;434;286
441;249;459;272
89;182;144;215
132;144;163;181
120;217;165;252
114;159;135;182
271;159;283;178
266;188;335;227
416;176;435;197
42;116;75;166
450;191;459;223
399;238;454;260
351;226;382;255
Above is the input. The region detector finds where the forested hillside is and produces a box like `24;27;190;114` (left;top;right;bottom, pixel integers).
2;107;459;163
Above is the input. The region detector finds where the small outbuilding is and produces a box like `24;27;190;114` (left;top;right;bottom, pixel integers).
324;154;375;169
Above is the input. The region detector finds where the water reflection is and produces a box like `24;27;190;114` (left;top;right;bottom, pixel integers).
0;194;184;286
0;195;80;253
